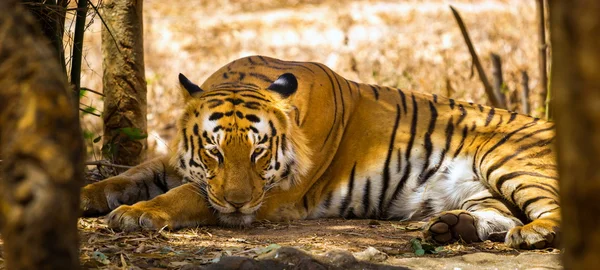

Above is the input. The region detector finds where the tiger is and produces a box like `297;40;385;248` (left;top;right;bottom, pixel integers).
81;55;560;249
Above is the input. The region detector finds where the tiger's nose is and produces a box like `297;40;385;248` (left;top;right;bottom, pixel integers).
224;197;251;209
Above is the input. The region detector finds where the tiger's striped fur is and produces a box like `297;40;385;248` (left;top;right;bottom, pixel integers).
81;55;559;249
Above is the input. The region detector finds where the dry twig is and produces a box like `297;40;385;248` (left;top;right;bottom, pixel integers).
490;53;504;103
536;0;549;119
449;5;506;108
520;71;530;115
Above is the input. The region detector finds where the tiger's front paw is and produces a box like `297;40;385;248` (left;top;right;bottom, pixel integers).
505;219;559;249
106;203;171;232
80;184;112;216
423;210;481;244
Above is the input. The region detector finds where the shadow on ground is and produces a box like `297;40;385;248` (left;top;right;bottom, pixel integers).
73;218;561;269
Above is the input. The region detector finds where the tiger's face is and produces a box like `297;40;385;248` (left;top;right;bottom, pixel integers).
175;73;307;226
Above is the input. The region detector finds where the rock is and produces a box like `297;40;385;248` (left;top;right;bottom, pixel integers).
353;246;389;262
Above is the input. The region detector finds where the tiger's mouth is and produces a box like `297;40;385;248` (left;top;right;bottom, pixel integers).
206;190;264;226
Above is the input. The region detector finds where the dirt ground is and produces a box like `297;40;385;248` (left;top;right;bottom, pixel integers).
68;217;559;269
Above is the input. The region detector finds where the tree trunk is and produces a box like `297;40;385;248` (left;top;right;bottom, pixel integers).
101;0;147;168
550;0;600;268
0;0;84;269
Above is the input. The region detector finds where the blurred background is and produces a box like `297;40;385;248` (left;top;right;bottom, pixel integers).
75;0;541;158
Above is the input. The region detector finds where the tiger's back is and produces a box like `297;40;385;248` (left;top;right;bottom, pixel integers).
81;55;559;249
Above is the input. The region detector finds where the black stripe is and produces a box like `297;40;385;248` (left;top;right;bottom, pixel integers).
182;128;189;151
178;155;186;170
508;112;518;123
510;183;559;204
522;196;554;213
459;196;495;209
225;98;244;105
311;63;338;149
515;126;554;142
207;99;224;108
322;192;333;210
396;148;403;173
433;94;438;103
516;148;553;160
384;94;418;217
249;72;273;83
340;163;357;216
535;206;560;219
485;108;495;126
274;61;316;74
449;99;455;110
486;137;555;180
453;126;468;158
397;89;407;114
417;101;438;185
244;101;262;110
479;120;539;169
363;178;371;217
209;112;224;121
245;114;261;123
333;74;346;126
369;85;380;100
188;135;201;167
457;104;467;125
201;92;229;98
496;115;504;127
240;93;270;102
257;55;268;64
495;170;558;201
268;120;277;136
420;117;454;185
303;195;309;211
378;104;402;215
346;79;355;97
248;57;256;65
478;104;484;112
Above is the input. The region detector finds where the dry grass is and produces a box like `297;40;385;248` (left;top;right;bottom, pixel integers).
78;0;543;157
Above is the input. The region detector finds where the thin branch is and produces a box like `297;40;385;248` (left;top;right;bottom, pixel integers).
81;87;104;97
449;5;506;108
521;71;530;115
88;0;122;54
85;160;133;169
490;53;504;104
79;107;101;117
537;0;549;119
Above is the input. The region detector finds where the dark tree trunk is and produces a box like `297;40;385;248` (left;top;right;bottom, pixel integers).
0;0;83;269
101;0;147;168
550;0;600;268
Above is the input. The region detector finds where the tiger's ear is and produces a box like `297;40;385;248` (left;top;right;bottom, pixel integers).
179;73;203;96
267;73;297;98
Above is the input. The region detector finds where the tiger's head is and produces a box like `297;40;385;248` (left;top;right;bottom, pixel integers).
174;73;311;226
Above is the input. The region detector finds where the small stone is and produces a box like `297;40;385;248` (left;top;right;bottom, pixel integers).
353;246;388;262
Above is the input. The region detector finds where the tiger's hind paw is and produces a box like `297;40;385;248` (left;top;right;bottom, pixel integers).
505;219;560;249
423;210;481;244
